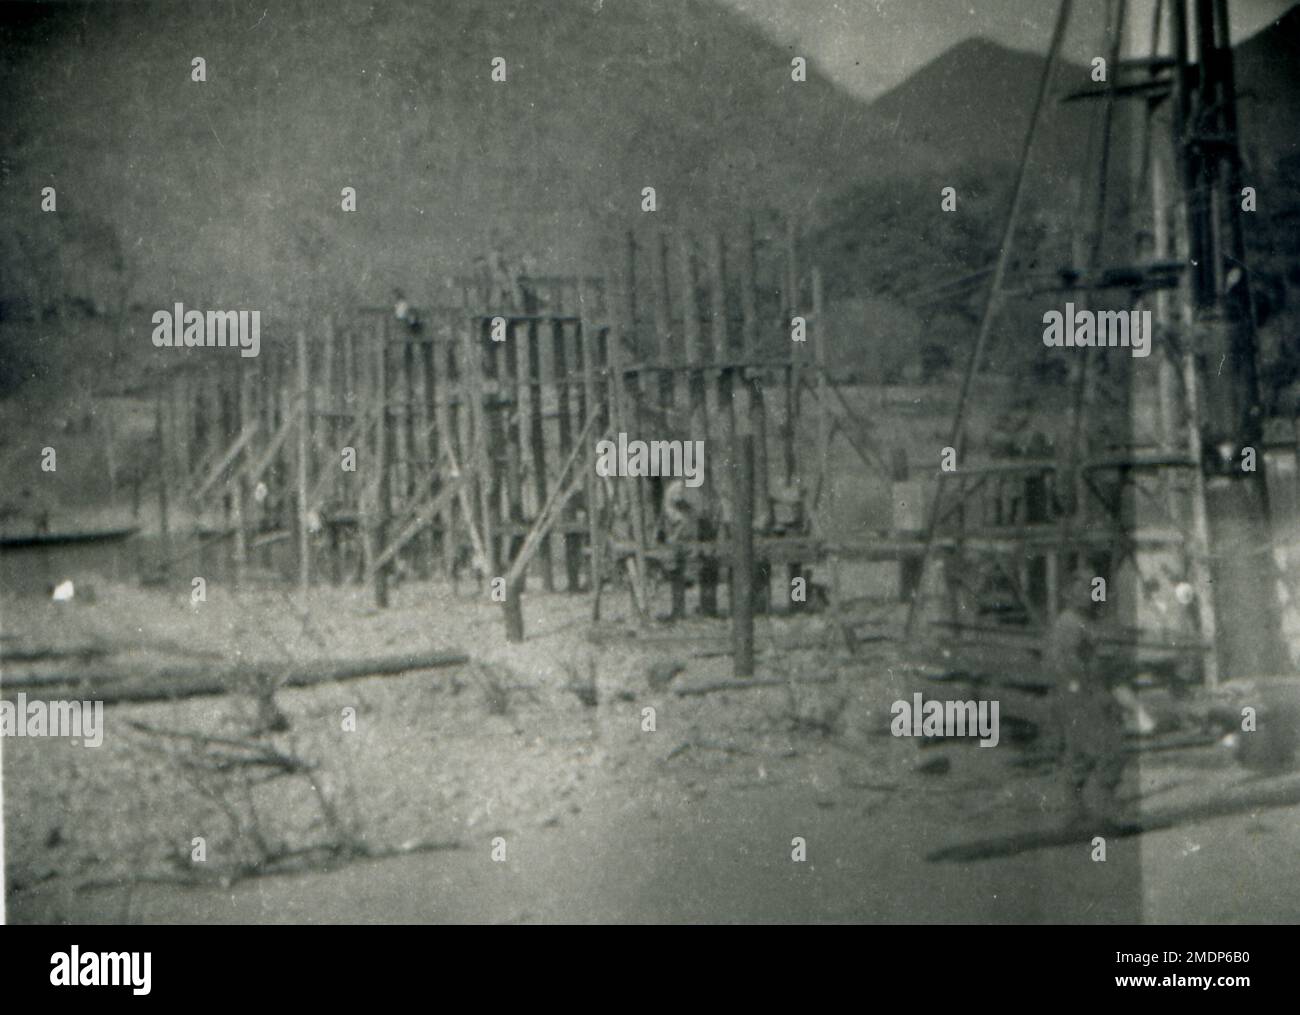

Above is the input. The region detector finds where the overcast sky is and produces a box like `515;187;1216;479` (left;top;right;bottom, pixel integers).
718;0;1297;99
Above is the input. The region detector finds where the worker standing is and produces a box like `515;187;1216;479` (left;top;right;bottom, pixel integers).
1043;567;1130;827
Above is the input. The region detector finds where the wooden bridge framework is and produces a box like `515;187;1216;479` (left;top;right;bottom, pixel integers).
149;216;893;643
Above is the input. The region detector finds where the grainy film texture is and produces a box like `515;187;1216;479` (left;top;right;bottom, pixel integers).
1;0;1298;924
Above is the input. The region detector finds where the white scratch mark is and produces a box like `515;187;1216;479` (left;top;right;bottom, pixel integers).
205;113;225;150
250;9;268;31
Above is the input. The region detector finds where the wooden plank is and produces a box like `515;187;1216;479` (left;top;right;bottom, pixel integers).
807;369;888;477
189;420;260;502
364;468;472;579
504;413;601;590
445;429;489;579
241;399;304;490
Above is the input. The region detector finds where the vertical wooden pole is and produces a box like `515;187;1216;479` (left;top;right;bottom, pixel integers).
527;317;554;591
172;373;192;495
493;318;525;641
371;318;390;608
622;230;651;623
739;217;770;613
255;355;271;571
679;231;716;617
704;231;733;617
501;320;527;592
103;406;118;505
233;365;251;584
782;217;803;610
435;313;459;578
553;315;580;592
578;278;603;608
216;370;232;576
155;386;171;576
783;214;801;482
296;328;312;590
708;231;735;436
399;326;420;578
652;228;686;620
462;299;494;589
321;313;340;584
812;266;836;603
411;327;433;580
277;346;293;581
812;267;829;513
732;433;755;677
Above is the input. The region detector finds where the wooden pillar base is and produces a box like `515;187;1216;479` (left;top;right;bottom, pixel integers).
504;584;525;643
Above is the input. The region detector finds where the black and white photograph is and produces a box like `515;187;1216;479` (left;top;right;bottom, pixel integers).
0;0;1297;940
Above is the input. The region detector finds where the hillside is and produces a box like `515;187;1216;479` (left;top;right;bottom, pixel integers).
810;6;1300;380
868;36;1090;179
0;0;934;320
1234;4;1300;173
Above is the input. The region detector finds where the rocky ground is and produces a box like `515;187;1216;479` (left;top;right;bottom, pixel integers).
4;573;1297;924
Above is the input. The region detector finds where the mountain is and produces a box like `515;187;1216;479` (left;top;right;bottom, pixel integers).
1233;4;1300;173
867;36;1091;179
0;0;935;317
810;7;1300;378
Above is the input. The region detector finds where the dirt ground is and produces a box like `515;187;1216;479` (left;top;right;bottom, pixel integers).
4;572;1297;925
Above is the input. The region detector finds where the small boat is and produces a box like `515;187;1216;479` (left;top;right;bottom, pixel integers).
0;526;140;551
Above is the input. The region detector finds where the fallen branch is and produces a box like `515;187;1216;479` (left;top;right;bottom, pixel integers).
75;838;465;896
0;645;111;664
2;649;469;705
663;738;755;762
673;673;839;697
